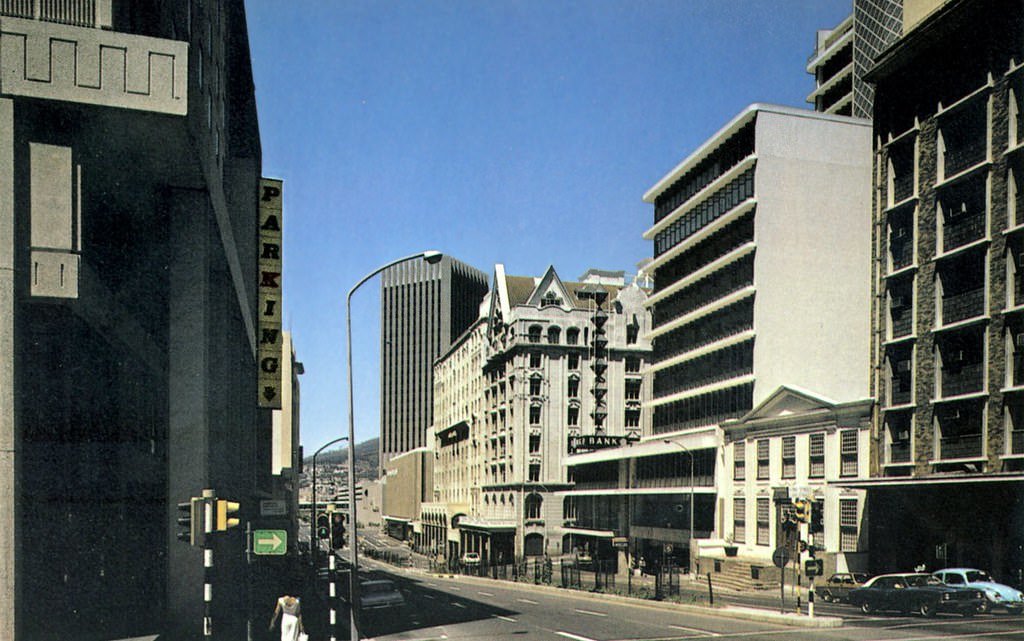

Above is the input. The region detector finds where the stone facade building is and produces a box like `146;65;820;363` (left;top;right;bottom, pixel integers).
862;0;1024;578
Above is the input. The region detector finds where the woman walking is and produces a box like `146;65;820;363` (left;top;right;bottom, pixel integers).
269;593;304;641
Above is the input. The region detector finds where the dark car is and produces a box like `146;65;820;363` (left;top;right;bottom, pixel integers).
848;573;984;617
819;572;871;603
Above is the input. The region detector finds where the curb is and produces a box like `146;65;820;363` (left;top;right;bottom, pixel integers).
401;565;844;629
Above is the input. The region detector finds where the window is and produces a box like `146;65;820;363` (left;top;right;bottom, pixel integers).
733;442;746;481
568;353;580;370
625;409;640;427
625;380;641;400
734;497;746;544
840;430;858;477
756;498;770;546
756;439;769;480
547;326;561;344
566;328;580;345
529;433;541;453
529;464;541;482
840;498;858;552
567;377;580;398
525;494;543;520
809;433;825;478
528;325;542;343
781;436;796;479
541;292;562;308
530;405;541;425
563;497;577;521
625;357;641;373
567;406;579;426
626;324;639;344
529;352;542;368
530;377;542;396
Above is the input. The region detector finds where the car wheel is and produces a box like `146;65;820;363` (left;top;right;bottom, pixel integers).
918;601;936;618
821;592;832;603
860;601;874;614
977;600;990;614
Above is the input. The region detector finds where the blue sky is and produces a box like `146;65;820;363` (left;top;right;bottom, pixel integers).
244;0;853;453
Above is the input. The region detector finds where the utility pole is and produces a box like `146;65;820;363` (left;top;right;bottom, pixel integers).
202;488;215;639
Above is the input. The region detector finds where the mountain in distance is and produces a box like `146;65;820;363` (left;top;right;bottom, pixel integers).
306;437;379;482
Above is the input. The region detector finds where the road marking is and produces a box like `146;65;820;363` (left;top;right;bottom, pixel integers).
517;598;539;605
450;586;462;591
494;615;517;622
574;609;607;617
478;591;495;597
861;632;1021;641
422;594;436;600
556;632;597;641
452;602;466;609
669;624;720;636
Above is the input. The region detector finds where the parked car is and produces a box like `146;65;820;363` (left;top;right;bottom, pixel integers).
359;579;406;611
933;568;1024;614
461;552;481;565
819;572;871;603
847;573;984;617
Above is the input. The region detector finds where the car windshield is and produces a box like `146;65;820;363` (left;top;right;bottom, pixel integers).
965;571;992;582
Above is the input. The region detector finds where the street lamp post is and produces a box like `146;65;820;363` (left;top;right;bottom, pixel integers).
311;436;348;569
663;440;694;573
346;250;442;641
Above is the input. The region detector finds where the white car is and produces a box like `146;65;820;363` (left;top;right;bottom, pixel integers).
359;579;406;611
461;552;481;565
933;568;1024;614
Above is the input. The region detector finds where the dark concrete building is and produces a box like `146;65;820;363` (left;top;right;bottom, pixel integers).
379;256;488;472
863;0;1024;580
0;2;272;639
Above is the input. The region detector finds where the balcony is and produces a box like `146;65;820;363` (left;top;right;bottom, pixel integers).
941;361;984;397
939;433;983;460
941;287;985;326
1;0;110;28
943;141;988;179
943;214;986;253
889;440;912;464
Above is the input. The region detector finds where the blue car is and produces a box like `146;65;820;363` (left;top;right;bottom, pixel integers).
933;568;1024;614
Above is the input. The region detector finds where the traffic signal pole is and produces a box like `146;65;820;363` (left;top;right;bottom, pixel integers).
203;488;215;639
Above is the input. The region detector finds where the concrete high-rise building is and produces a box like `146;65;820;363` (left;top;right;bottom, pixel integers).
379;255;488;472
0;2;271;639
862;0;1024;577
642;104;873;436
806;1;902;118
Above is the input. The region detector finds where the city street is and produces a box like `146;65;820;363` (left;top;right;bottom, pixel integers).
349;556;1024;641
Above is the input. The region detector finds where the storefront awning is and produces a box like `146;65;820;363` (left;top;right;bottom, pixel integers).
457;519;517;533
558;527;616;538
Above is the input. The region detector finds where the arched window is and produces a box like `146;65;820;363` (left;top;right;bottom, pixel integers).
525;493;543;520
529;375;543;396
566;328;580;345
524;533;545;557
528;325;542;343
547;326;561;344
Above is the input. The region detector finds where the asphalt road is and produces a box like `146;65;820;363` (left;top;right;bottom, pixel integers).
350;557;1024;641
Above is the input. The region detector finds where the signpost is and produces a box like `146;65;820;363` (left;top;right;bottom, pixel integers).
773;546;790;613
253;529;287;555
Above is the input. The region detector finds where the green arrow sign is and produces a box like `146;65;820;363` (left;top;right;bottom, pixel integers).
253;529;287;555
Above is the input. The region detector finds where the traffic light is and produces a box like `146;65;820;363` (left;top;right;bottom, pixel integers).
177;497;203;546
792;498;810;523
316;513;330;539
809;502;823;535
216;499;241;531
331;513;346;550
804;558;823;577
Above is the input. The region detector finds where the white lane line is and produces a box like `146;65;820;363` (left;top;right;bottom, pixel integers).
449;586;462;591
861;632;1023;641
517;598;539;605
494;615;517;622
574;609;607;617
452;602;466;609
478;591;495;597
556;632;597;641
422;594;436;600
669;623;721;636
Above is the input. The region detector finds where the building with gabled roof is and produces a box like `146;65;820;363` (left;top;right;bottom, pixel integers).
425;264;652;563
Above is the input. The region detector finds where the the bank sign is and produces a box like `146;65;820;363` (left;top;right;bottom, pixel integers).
567;433;638;453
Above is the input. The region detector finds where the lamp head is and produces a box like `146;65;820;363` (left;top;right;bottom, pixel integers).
423;250;443;265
